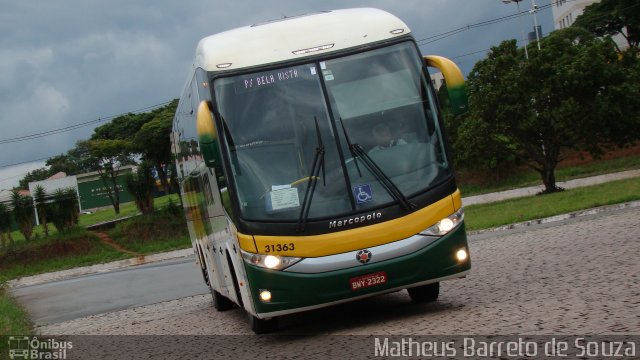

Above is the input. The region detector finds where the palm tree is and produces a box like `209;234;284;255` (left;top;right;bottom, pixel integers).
34;185;49;237
0;202;14;247
11;191;34;242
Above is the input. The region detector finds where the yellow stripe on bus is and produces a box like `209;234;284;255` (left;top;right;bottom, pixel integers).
239;192;457;258
237;232;258;253
452;189;462;210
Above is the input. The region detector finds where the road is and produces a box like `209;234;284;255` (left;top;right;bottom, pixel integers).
11;208;640;358
11;258;208;325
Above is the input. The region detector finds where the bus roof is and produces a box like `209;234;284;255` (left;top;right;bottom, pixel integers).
194;8;410;72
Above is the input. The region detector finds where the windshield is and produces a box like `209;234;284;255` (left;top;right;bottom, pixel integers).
214;41;451;222
324;42;450;211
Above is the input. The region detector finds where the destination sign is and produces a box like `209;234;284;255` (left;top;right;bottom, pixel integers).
234;65;315;94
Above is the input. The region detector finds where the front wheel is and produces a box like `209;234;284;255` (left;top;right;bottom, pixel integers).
250;314;278;334
211;288;234;311
407;282;440;303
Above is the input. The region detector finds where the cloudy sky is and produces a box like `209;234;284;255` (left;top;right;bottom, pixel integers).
0;0;554;189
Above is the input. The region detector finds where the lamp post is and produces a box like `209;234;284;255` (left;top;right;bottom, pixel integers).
502;0;529;59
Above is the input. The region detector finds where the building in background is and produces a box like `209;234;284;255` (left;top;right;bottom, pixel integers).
28;173;80;225
528;25;543;43
26;165;137;224
552;0;598;30
75;165;136;211
552;0;627;50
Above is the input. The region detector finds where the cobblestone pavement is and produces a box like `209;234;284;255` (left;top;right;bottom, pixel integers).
38;207;640;336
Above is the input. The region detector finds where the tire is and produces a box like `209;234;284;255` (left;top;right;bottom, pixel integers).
250;314;278;334
407;282;440;303
211;288;234;311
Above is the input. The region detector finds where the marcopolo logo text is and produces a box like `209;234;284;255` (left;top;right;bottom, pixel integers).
329;211;382;229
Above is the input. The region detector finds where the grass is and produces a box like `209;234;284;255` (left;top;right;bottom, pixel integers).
0;228;129;282
0;285;31;335
464;177;640;231
458;152;640;196
6;194;181;244
0;195;186;282
107;207;190;254
77;193;181;227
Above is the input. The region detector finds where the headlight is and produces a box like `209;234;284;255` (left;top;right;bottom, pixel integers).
240;250;302;270
420;208;464;236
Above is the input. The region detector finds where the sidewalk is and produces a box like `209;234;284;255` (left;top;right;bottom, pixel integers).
462;169;640;206
8;169;640;288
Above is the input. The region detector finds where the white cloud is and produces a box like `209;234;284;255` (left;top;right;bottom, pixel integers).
36;85;71;116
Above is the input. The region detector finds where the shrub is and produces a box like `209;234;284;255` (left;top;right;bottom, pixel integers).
11;191;34;242
0;203;14;248
50;188;79;234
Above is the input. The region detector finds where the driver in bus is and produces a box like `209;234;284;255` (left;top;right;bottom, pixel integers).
368;122;407;154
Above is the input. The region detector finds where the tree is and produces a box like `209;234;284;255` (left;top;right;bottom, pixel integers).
17;141;102;190
464;28;640;193
0;203;14;248
67;140;102;174
11;191;34;242
91;112;154;141
88;139;136;214
18;167;54;189
46;154;80;175
50;188;79;233
126;161;155;215
133;100;177;194
33;185;50;237
573;0;640;51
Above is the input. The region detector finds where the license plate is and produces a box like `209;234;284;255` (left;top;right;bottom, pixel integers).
350;271;387;291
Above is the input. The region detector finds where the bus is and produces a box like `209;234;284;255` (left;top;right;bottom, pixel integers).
172;8;470;333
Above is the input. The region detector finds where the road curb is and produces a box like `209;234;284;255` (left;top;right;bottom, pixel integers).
467;200;640;236
8;248;193;288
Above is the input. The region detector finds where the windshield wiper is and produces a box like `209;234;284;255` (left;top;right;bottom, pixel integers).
339;119;414;211
297;116;325;232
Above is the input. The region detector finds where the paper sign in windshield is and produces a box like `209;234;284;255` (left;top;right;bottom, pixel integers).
266;187;300;212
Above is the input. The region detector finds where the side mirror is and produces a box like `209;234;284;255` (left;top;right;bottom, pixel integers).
424;55;469;116
196;100;220;167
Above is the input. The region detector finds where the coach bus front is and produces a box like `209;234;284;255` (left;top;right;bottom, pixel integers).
208;39;470;324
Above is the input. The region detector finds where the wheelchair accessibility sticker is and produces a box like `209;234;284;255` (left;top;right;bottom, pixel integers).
353;184;373;204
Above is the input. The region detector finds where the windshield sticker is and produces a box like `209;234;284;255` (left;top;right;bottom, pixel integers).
353;184;373;205
323;70;334;81
266;187;300;212
310;67;317;75
320;62;326;70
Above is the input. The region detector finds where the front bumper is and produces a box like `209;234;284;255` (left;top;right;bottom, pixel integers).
244;222;470;317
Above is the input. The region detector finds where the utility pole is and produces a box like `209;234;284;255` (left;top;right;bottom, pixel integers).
502;0;529;59
531;0;542;50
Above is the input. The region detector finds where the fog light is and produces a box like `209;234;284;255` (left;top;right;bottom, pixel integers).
259;290;272;302
456;249;468;262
